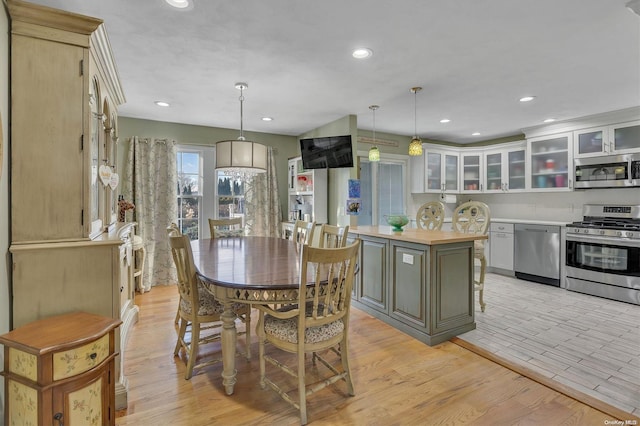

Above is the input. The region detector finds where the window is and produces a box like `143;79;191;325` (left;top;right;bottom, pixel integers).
358;154;408;226
176;150;202;240
216;171;245;218
176;146;248;240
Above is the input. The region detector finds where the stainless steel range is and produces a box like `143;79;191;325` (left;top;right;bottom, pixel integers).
565;204;640;305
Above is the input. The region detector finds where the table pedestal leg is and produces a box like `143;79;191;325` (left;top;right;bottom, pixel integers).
221;301;238;395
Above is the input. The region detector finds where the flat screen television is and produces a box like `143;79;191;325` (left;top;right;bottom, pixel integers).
299;135;354;169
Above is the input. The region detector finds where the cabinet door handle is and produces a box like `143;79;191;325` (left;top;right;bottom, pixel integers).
89;352;98;360
120;286;124;292
54;412;64;426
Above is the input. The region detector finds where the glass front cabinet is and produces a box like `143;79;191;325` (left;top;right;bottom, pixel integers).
527;132;573;191
461;151;483;193
484;142;527;193
424;148;459;193
574;120;640;158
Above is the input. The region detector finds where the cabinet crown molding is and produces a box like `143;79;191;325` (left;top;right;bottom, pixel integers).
8;0;102;35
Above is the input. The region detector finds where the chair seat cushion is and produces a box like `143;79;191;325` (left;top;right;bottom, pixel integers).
214;229;244;238
264;313;344;344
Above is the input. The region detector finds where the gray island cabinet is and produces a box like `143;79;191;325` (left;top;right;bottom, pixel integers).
348;226;487;345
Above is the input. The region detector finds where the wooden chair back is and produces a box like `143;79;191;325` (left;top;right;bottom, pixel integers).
167;222;181;236
299;240;360;336
292;219;316;245
168;233;199;319
452;201;490;235
416;201;445;231
317;224;349;248
208;217;244;238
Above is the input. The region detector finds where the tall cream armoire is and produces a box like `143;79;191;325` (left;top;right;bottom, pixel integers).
7;0;137;409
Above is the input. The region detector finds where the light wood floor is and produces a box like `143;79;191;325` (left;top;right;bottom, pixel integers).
115;283;637;425
456;273;640;416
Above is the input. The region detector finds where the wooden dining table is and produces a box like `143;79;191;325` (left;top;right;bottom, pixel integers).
191;236;307;395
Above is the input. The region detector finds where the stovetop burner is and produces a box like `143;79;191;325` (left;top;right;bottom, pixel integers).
567;204;640;239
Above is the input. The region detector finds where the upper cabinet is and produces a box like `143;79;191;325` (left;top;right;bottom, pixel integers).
409;145;458;193
574;121;640;158
527;132;573;191
9;0;125;243
460;151;483;193
483;141;527;193
424;146;459;193
287;157;328;223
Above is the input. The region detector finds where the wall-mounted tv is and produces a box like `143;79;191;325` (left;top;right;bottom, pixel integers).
299;135;354;169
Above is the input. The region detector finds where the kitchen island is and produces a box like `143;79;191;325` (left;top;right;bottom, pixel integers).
348;226;487;345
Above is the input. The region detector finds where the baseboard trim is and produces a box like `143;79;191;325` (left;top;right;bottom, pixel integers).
450;337;640;422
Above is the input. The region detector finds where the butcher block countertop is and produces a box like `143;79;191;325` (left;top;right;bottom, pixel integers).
349;225;488;245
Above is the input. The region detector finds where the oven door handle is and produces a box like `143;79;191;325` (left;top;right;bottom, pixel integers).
566;233;640;247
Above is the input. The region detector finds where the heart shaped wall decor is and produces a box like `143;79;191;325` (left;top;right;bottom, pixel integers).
99;165;112;186
109;173;119;190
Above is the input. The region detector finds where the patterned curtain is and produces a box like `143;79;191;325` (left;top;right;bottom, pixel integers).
122;137;178;292
244;147;282;237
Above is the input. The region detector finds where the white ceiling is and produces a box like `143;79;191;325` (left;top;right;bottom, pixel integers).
26;0;640;143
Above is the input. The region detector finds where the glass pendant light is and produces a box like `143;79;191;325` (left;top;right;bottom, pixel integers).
408;87;423;156
368;105;380;162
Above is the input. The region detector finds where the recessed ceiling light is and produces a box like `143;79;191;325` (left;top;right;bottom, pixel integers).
543;118;556;123
352;48;373;59
155;101;170;107
519;96;536;102
261;117;273;122
472;132;481;136
165;0;189;8
440;119;450;123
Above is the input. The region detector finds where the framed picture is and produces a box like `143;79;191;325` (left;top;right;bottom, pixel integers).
346;199;361;215
348;179;360;198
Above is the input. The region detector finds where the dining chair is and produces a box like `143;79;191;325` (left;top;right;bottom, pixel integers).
208;217;244;238
168;232;252;379
451;201;491;312
291;219;316;245
255;240;361;425
167;223;182;325
317;223;349;248
416;201;446;231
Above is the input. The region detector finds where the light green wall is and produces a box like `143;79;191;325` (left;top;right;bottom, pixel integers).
117;117;299;220
1;1;10;418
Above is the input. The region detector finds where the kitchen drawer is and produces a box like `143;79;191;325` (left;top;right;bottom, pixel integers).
490;222;514;233
53;333;110;380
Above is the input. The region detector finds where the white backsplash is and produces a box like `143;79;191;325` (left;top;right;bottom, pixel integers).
410;188;636;223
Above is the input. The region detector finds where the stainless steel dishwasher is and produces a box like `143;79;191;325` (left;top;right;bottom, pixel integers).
514;224;561;286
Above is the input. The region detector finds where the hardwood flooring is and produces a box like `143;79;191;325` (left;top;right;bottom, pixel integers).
115;283;637;425
455;273;640;417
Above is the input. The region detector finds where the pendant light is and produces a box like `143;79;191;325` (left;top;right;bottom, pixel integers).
408;87;423;156
368;105;380;162
215;82;268;176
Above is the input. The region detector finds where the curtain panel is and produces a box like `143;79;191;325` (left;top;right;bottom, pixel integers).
244;147;282;237
122;137;178;292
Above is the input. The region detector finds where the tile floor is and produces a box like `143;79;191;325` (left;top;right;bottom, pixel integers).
457;273;640;416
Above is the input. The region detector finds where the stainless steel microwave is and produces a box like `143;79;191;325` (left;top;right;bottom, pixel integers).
574;153;640;188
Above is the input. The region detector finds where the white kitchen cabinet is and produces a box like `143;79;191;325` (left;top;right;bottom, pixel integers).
287;157;328;223
573;120;640;158
484;142;527;193
527;132;573;191
423;146;459;193
490;222;514;272
460;151;483;193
